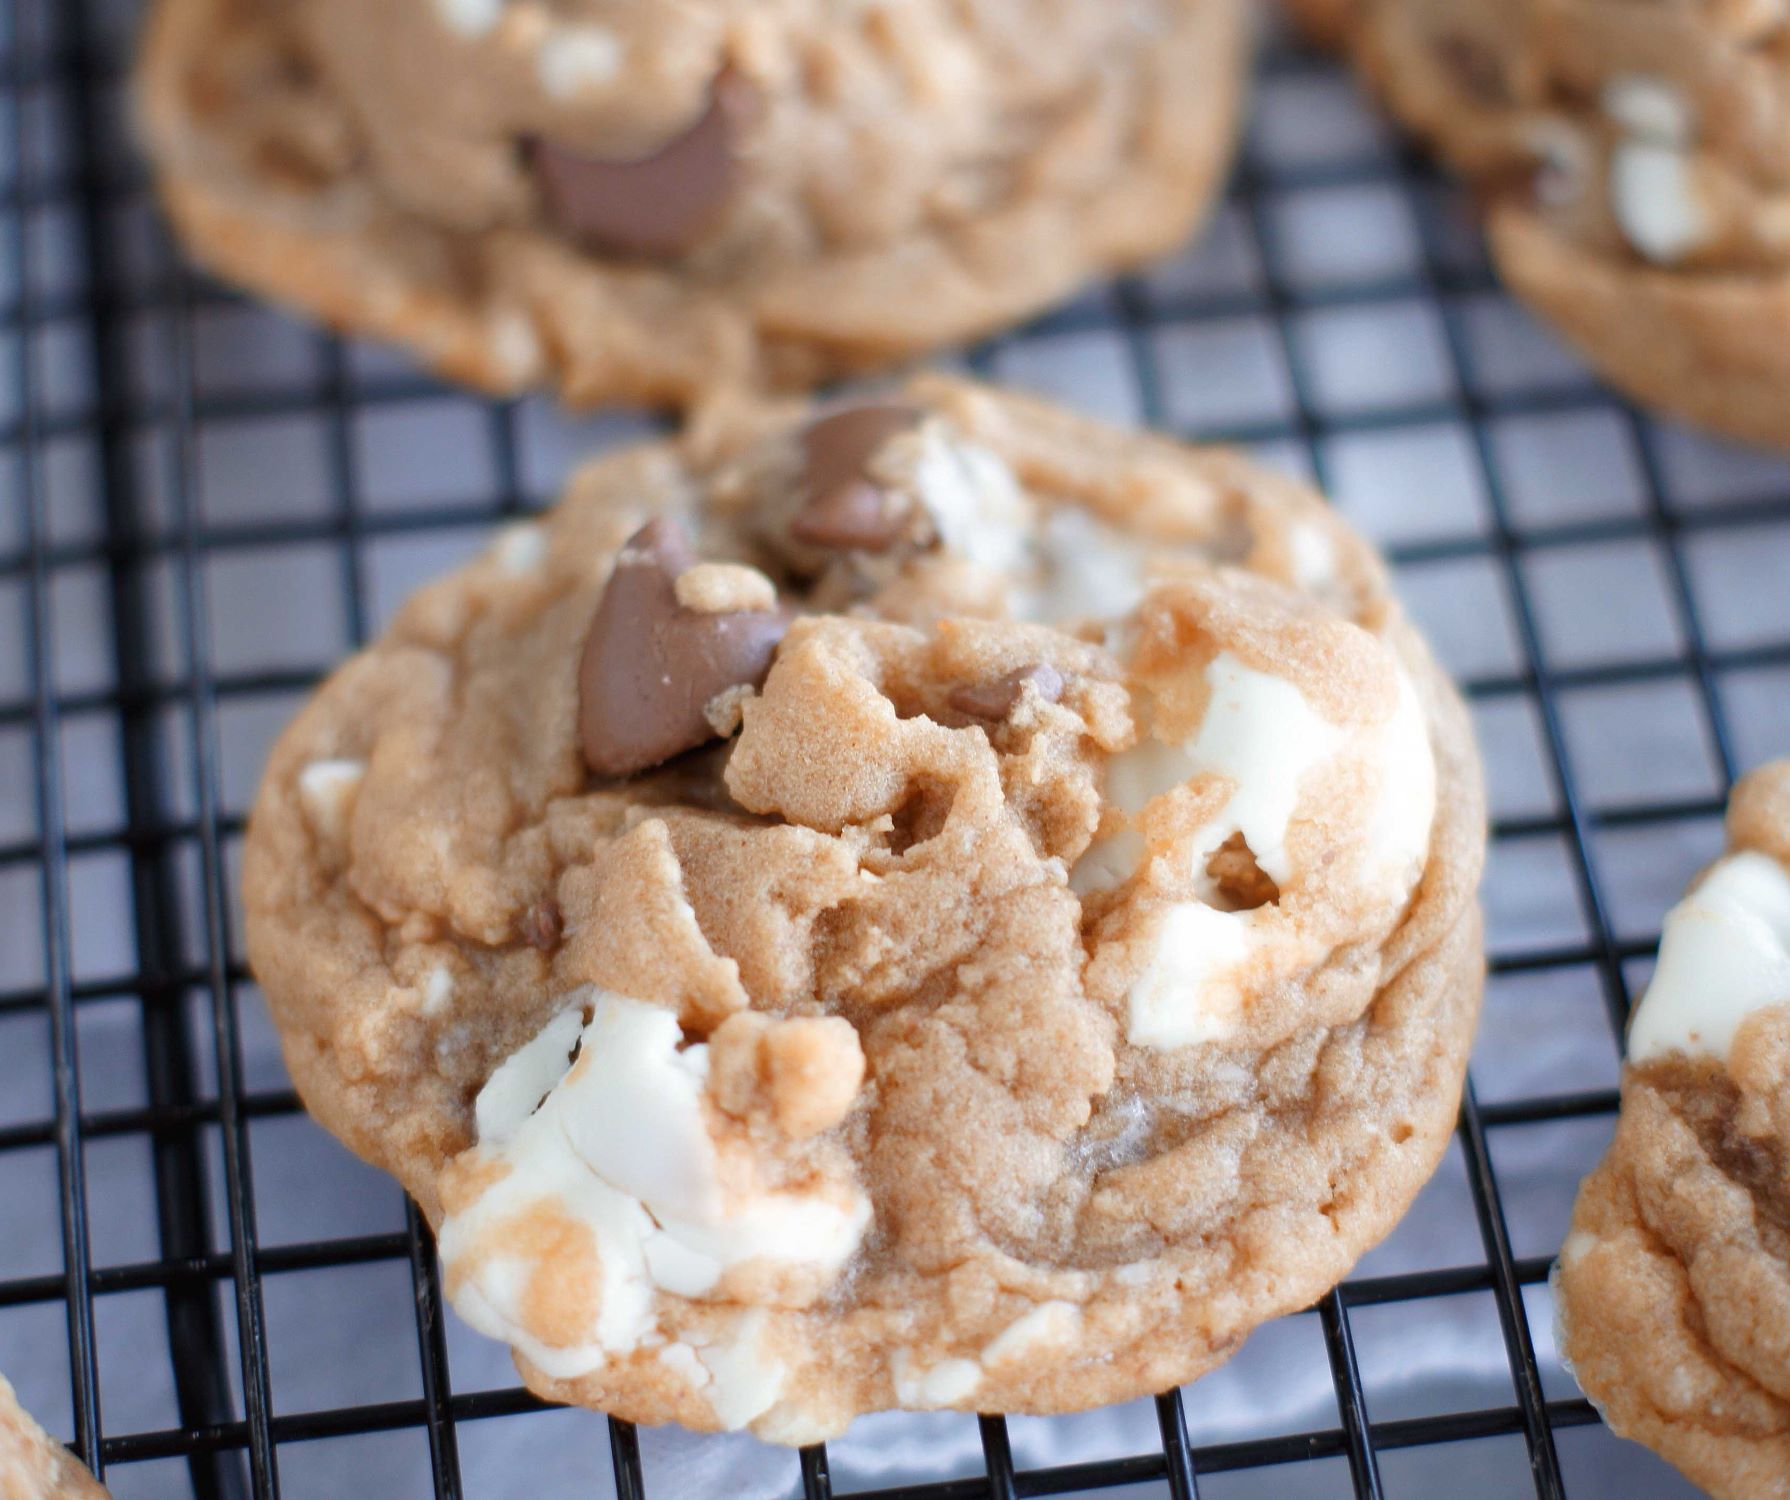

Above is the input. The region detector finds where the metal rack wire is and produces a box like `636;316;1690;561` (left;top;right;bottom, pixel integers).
4;0;1789;1495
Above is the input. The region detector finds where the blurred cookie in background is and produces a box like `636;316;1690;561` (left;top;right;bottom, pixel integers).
137;0;1247;409
1556;760;1790;1499
1292;0;1790;451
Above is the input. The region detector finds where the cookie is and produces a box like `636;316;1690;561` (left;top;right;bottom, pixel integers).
0;1376;107;1500
242;375;1486;1441
1556;762;1790;1499
1291;0;1790;450
135;0;1246;409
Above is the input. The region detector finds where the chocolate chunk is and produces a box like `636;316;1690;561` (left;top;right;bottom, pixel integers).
789;402;924;552
1205;833;1280;912
1432;33;1506;105
949;664;1065;722
520;898;562;952
529;73;752;259
579;519;787;777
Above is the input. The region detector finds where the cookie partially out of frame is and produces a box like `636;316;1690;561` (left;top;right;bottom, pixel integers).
135;0;1245;409
1556;762;1790;1500
1292;0;1790;451
0;1375;108;1500
243;375;1486;1442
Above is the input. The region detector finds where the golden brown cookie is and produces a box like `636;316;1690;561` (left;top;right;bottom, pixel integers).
0;1376;107;1500
242;375;1486;1441
1556;760;1790;1500
135;0;1246;409
1290;0;1790;451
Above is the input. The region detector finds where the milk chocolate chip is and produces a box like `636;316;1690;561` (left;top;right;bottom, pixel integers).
789;402;924;552
949;664;1065;722
579;519;787;777
530;73;752;258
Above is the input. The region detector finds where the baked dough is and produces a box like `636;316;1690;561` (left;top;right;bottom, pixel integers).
242;375;1487;1441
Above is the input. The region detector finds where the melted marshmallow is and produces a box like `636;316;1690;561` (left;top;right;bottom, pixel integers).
439;992;870;1392
1626;851;1790;1066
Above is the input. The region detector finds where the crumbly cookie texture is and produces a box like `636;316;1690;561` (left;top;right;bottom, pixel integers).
243;375;1486;1442
135;0;1245;409
1556;761;1790;1500
1292;0;1790;450
0;1376;108;1500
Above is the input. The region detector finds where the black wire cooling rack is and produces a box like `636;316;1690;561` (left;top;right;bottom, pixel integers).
5;0;1790;1496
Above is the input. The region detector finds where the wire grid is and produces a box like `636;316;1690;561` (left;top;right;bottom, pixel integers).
3;0;1790;1494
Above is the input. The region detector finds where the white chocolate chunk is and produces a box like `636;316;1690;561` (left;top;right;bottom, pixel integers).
1523;117;1593;208
660;1310;788;1430
473;1002;586;1146
892;1352;984;1408
490;313;543;384
1018;507;1153;624
439;992;870;1398
538;25;623;97
981;1301;1083;1368
1610;141;1708;264
1288;522;1337;590
1364;671;1437;895
434;0;503;37
1119;652;1342;888
1603;77;1692;147
1626;851;1790;1066
421;965;455;1017
695;1313;788;1429
1168;652;1341;886
562;997;868;1283
1125;901;1254;1048
492;522;547;574
1069;826;1145;897
1602;74;1707;264
1072;654;1340;898
1559;1229;1599;1268
297;759;364;843
1081;654;1434;1049
912;430;1034;576
446;1157;660;1377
